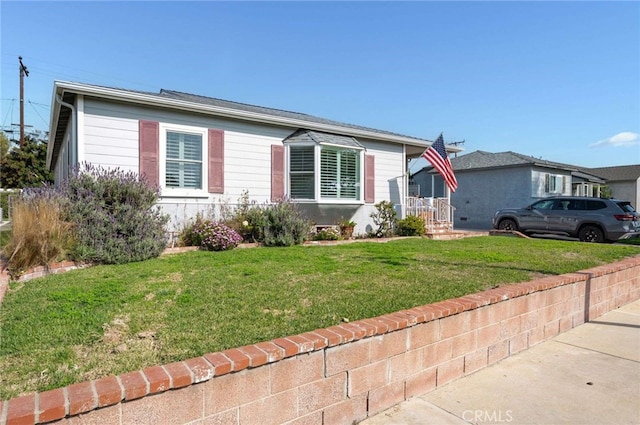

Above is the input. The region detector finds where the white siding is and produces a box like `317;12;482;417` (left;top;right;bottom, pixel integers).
352;139;404;232
75;98;409;234
224;130;277;202
83;110;140;173
359;138;404;203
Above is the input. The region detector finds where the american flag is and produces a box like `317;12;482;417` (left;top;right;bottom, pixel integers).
422;133;458;193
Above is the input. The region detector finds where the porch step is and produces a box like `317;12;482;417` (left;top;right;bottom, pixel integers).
425;221;453;234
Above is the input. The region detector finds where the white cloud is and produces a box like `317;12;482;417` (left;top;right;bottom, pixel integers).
590;132;640;148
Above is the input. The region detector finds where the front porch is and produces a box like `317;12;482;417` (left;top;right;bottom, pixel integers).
404;196;457;238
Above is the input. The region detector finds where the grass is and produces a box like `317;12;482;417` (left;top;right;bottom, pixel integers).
0;236;638;399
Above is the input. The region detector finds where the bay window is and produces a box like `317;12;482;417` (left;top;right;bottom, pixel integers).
290;146;315;199
288;144;362;202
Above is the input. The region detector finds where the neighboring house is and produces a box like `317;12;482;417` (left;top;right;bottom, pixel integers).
47;81;462;234
411;150;606;230
586;165;640;209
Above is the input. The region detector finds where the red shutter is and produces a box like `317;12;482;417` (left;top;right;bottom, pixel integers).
208;129;224;193
271;145;285;201
364;154;375;203
139;120;159;186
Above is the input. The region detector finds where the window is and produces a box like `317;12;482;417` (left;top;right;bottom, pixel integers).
320;148;359;199
288;145;362;201
545;173;565;194
139;121;224;196
586;200;606;210
166;131;202;189
532;199;555;210
290;146;315;199
159;124;208;195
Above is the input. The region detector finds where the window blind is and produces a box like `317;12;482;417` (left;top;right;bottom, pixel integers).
166;131;202;189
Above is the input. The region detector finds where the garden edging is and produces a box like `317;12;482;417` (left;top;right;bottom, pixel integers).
1;255;639;425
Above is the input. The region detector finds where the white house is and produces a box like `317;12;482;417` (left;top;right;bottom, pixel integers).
48;81;461;234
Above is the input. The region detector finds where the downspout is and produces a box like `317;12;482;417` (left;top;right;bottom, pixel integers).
55;94;76;182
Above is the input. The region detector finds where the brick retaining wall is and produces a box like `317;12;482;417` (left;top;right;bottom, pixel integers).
1;256;639;425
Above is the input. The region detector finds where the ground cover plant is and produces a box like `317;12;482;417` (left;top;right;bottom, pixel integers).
0;236;637;399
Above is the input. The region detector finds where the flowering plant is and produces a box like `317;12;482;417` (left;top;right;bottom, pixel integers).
313;226;341;241
192;220;243;251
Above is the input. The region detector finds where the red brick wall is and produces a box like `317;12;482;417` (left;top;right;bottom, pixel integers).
1;256;639;425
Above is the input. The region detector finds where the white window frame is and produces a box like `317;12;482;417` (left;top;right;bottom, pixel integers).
287;143;364;204
545;173;565;194
159;123;208;198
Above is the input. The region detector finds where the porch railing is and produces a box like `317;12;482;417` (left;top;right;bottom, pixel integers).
405;197;455;232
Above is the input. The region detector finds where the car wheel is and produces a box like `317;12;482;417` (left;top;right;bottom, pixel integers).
578;225;604;243
498;218;518;231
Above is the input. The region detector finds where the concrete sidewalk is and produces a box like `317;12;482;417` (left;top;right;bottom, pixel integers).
359;299;640;425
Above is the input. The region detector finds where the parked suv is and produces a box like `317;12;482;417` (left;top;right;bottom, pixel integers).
492;196;640;243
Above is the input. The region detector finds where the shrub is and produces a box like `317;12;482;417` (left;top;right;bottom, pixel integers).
222;191;265;243
2;190;73;277
370;200;397;238
241;206;268;243
192;221;242;251
261;200;310;247
396;215;426;236
178;213;205;247
59;164;169;264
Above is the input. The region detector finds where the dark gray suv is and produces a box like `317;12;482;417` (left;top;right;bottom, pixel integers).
492;196;640;243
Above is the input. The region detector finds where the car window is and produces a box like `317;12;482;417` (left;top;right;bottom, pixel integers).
616;202;637;213
586;200;606;210
532;200;555;210
567;200;585;210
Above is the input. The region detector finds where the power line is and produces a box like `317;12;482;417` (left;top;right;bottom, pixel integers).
28;101;50;128
2;99;16;130
1;54;160;92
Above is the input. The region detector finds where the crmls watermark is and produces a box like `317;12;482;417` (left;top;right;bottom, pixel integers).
462;410;514;423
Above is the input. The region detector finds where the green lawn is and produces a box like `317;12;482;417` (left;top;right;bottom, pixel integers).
0;236;637;399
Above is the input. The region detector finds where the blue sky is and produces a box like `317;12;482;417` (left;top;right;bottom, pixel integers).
1;1;638;169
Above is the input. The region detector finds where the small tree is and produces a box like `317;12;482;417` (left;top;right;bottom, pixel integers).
370;201;397;238
0;134;53;188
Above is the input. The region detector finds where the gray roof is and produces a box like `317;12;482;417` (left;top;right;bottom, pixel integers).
449;150;580;172
413;150;606;183
283;129;364;149
585;165;640;182
157;89;425;142
49;80;463;170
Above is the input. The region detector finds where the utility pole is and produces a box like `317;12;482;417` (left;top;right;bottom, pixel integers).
19;56;29;148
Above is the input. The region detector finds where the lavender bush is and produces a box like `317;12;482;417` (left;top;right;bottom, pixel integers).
59;164;169;264
261;200;309;247
192;220;242;251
